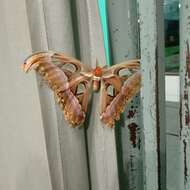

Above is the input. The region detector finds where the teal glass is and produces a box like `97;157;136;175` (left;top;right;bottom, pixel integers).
98;0;111;66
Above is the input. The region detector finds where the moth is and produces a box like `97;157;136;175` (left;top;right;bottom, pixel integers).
22;51;141;127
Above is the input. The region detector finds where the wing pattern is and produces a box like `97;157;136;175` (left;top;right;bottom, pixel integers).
22;51;141;127
23;51;91;126
100;70;141;127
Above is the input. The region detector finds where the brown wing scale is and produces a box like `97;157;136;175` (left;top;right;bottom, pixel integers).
100;60;141;127
22;51;91;126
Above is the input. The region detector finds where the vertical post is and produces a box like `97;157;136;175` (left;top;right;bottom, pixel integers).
138;0;166;190
179;0;190;189
107;0;143;190
25;0;89;190
75;0;119;190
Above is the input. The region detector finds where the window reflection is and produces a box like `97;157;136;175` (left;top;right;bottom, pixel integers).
164;0;180;73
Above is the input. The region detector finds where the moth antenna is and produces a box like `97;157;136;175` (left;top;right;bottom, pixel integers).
96;59;99;67
103;65;108;69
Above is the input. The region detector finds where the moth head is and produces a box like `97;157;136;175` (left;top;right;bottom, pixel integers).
93;59;103;77
22;59;40;73
22;51;54;73
22;58;33;73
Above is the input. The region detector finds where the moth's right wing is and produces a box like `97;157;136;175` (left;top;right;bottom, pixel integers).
100;59;141;127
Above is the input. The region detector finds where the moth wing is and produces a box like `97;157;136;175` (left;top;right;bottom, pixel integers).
100;60;141;127
102;59;140;76
22;51;92;126
55;78;92;126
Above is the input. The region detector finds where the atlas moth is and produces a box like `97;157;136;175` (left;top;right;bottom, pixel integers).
22;51;141;127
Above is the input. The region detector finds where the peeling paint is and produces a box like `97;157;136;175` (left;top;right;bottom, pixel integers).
127;109;136;119
155;45;161;190
137;137;141;150
180;42;190;135
180;97;183;138
180;4;190;187
186;41;190;79
181;42;190;129
183;139;188;184
185;101;190;125
128;123;138;148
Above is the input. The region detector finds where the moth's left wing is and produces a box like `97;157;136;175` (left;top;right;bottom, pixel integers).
100;60;141;127
22;51;92;126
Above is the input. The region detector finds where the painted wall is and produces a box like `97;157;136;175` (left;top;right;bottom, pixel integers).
0;1;52;190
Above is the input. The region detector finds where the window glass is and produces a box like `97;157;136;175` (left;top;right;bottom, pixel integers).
99;0;180;73
164;0;180;73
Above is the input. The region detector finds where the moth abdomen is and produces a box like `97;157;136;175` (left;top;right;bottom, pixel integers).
92;80;100;91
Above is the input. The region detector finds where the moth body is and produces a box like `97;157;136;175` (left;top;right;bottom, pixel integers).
92;66;102;91
92;77;101;91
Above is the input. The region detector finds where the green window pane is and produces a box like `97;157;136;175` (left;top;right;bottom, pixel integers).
98;0;111;66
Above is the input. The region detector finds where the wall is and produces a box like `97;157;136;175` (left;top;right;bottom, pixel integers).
0;1;52;190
